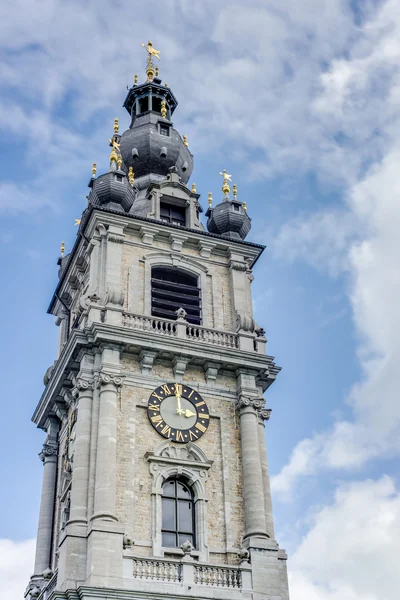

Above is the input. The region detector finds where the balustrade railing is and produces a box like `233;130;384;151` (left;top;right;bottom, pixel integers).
130;557;243;589
185;325;238;348
194;565;241;588
132;558;181;582
122;314;177;336
122;313;239;349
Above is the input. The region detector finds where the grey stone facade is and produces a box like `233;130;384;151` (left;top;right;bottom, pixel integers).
26;68;290;600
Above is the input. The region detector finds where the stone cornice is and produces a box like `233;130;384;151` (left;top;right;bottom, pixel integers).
48;206;265;314
32;323;279;430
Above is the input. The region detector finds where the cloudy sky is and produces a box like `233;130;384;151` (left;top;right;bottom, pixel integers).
1;0;399;598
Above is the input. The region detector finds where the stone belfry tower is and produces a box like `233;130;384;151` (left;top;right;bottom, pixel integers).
27;42;290;600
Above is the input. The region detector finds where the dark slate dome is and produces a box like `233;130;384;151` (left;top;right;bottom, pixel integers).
207;198;251;241
119;112;193;190
89;169;135;213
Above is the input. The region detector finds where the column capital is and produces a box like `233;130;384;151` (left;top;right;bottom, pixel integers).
236;395;271;421
39;442;58;463
98;371;124;388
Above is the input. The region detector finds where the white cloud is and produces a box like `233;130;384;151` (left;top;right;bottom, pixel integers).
0;539;35;600
289;476;400;600
272;0;400;496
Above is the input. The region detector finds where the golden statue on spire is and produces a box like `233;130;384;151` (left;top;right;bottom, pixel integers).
141;41;160;81
219;169;232;195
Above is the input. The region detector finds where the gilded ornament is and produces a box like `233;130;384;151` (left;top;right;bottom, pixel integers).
60;241;65;256
141;40;160;81
191;182;196;194
113;117;119;134
117;154;122;169
161;100;167;118
233;184;237;199
92;162;97;177
128;167;135;186
243;201;247;211
74;219;81;226
219;169;232;194
134;74;138;84
183;134;188;147
208;192;212;206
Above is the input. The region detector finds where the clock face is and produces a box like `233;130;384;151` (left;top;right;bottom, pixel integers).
147;382;210;443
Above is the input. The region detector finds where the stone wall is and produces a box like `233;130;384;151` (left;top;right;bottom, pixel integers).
117;356;244;564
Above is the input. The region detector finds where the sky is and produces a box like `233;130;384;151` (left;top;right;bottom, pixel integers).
0;0;399;598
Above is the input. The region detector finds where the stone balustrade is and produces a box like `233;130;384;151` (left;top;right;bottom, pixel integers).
185;324;238;349
129;557;245;590
122;314;178;336
194;564;242;588
132;558;181;582
122;312;239;349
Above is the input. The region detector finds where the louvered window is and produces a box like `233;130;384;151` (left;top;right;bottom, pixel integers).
160;202;186;226
151;267;201;324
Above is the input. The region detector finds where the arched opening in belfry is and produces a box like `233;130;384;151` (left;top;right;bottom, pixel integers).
151;267;201;325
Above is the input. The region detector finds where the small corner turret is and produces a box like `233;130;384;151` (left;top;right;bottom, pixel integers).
206;170;251;240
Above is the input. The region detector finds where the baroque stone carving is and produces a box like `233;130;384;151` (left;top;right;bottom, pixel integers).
107;233;125;244
99;372;124;387
236;396;272;421
181;540;194;554
235;313;256;333
230;261;248;271
123;533;134;549
39;442;58;462
176;307;187;320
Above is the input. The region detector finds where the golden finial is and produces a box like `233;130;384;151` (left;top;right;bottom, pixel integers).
191;182;196;194
161;100;167;118
74;219;81;226
208;192;212;207
113;117;119;134
155;66;159;77
128;167;135;187
117;154;122;169
219;169;232;195
164;82;168;87
243;201;247;211
109;144;118;165
233;184;237;200
183;135;188;147
60;241;65;256
141;41;160;81
92;162;97;177
134;74;138;84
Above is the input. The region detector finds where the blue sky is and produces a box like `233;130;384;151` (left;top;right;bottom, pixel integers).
1;1;400;598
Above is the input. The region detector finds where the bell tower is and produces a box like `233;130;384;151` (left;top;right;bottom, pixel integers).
26;43;290;600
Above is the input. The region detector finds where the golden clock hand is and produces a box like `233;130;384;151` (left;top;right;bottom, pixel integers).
175;383;184;414
184;409;196;418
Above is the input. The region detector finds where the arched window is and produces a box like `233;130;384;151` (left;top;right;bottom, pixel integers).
151;267;201;324
161;478;195;548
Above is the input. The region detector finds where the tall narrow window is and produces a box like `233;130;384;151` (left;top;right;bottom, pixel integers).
162;478;195;548
151;267;201;324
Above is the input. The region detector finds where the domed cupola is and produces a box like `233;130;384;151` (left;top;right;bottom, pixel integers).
119;41;193;190
88;140;136;213
206;171;251;241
